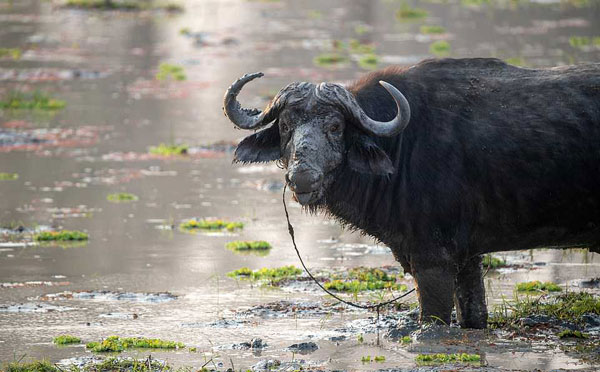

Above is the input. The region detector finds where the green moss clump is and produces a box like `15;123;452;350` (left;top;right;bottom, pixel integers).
569;36;600;49
53;334;81;345
227;265;302;282
416;353;481;365
86;336;184;353
34;230;88;242
489;292;600;328
358;54;379;70
558;330;589;339
395;4;428;21
155;63;186;81
180;219;243;232
106;193;138;203
324;267;405;293
313;53;348;68
0;91;66;111
429;40;450;57
149;143;188;156
0;172;19;180
420;25;446;34
0;48;22;60
482;254;506;268
516;280;562;293
226;240;271;251
3;360;61;372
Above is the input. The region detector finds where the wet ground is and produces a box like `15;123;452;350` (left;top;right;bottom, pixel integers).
1;0;600;371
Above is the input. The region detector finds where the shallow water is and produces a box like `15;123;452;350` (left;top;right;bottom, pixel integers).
0;0;599;371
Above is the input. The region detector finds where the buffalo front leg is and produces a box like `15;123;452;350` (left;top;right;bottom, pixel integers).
454;255;488;328
411;258;456;325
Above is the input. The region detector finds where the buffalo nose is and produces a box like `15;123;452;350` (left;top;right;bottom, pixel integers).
287;169;322;193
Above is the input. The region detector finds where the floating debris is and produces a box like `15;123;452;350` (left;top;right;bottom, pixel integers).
1;281;70;289
0;302;75;313
40;291;177;303
0;68;109;82
0;126;112;154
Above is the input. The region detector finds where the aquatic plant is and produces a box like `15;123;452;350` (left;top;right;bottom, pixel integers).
0;173;19;180
395;3;428;21
504;57;527;67
227;265;302;282
106;192;138;203
416;353;481;364
558;330;589;339
149;143;188;156
53;334;81;345
313;53;348;68
429;40;450;57
180;218;243;232
401;335;412;344
0;48;22;60
0;91;66;111
489;292;600;328
324;267;405;292
354;24;370;35
516;280;562;293
86;336;184;352
358;54;379;70
225;240;271;251
569;36;600;49
461;0;490;6
2;360;61;372
420;25;446;34
155;63;186;81
482;254;506;268
349;39;375;55
34;230;88;242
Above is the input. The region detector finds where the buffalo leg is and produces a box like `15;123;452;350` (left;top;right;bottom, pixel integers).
454;255;488;328
411;260;455;325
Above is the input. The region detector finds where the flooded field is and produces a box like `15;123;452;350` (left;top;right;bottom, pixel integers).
1;0;599;371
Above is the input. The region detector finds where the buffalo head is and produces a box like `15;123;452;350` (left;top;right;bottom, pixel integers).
223;72;411;206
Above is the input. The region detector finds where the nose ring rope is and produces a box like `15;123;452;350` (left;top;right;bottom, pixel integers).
282;184;416;336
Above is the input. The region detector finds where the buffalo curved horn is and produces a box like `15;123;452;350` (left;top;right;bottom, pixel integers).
346;81;411;137
223;72;278;130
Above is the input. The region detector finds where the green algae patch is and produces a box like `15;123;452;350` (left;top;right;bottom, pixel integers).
489;292;600;329
416;353;481;365
429;40;450;57
324;267;405;293
180;218;243;232
0;91;66;111
516;280;562;293
558;330;589;339
228;265;302;283
3;360;61;372
0;172;19;180
420;25;446;34
86;336;184;353
53;334;81;345
314;53;348;68
155;63;186;82
358;54;379;70
0;48;22;60
361;355;385;363
106;192;138;203
226;240;271;252
482;254;506;268
395;4;428;21
34;230;88;242
569;36;600;49
149;143;188;156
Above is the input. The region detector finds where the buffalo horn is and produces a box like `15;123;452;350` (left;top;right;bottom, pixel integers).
223;72;277;130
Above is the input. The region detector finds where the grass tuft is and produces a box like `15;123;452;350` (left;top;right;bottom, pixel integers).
558;330;589;339
180;218;243;232
0;48;22;60
149;143;188;156
516;280;562;293
358;54;379;70
106;193;138;203
313;53;348;68
0;91;66;111
324;267;405;293
416;353;481;365
482;254;506;268
34;230;88;242
227;265;302;283
53;334;81;345
86;336;184;352
225;240;271;251
429;40;450;57
155;63;186;82
3;360;61;372
396;4;428;21
420;25;446;34
0;172;19;180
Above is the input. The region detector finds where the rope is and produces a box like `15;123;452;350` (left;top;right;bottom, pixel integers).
282;184;415;312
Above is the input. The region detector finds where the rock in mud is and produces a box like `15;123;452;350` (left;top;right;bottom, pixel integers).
286;341;318;354
518;314;553;327
251;359;281;372
583;313;600;328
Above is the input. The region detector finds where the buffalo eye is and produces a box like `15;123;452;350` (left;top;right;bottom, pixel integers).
330;123;341;133
280;122;290;134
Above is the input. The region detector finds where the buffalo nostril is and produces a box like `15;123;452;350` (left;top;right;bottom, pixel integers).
289;170;322;193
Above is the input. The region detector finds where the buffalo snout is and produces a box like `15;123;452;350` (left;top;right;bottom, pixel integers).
286;168;323;204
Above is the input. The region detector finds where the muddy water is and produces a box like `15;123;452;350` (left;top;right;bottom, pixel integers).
1;0;599;370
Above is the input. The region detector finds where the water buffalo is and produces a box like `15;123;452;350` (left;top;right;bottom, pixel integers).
222;58;600;329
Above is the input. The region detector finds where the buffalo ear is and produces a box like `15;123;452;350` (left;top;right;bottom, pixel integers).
347;135;394;176
234;124;281;163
